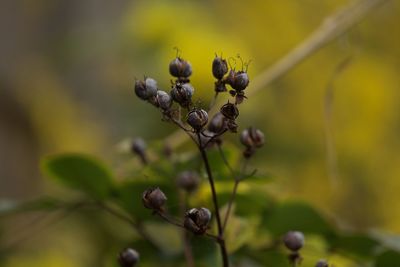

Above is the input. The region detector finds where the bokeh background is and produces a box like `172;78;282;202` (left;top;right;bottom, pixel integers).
1;0;399;266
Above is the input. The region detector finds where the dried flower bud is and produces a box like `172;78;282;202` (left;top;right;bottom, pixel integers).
315;259;329;267
169;57;192;78
283;231;305;252
142;187;167;210
212;56;228;80
134;77;158;100
155;90;172;110
176;171;200;192
208;112;227;134
187;109;208;131
240;127;265;148
118;248;139;267
184;207;212;235
220;103;239;120
171;83;194;107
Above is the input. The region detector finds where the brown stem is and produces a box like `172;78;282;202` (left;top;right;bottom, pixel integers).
197;132;229;267
179;192;195;267
222;160;248;231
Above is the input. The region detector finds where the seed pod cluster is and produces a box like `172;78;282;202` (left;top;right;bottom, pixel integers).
142;187;167;211
118;248;139;267
211;55;250;104
184;207;212;235
240;127;265;158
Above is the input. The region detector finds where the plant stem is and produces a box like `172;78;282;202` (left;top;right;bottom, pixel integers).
222;160;248;231
196;132;229;267
179;192;195;267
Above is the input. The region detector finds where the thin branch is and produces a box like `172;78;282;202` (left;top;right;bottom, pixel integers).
164;0;389;150
178;192;195;267
196;132;229;267
324;56;353;188
222;160;248;231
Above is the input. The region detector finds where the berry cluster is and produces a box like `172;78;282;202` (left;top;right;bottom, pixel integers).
127;51;262;267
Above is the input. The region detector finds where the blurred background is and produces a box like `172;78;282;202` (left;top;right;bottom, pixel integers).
0;0;399;266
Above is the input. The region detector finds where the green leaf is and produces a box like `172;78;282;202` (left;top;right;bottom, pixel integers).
329;234;380;259
263;201;335;237
41;153;114;199
375;250;400;267
0;197;62;216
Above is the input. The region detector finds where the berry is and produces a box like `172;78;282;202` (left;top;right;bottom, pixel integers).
171;83;194;107
131;138;146;156
134;77;158;100
142;187;167;210
169;57;192;78
208;112;227;134
232;71;249;91
283;231;305;252
184;207;212;235
118;248;139;267
155;90;172;110
315;259;329;267
187;109;208;131
240;127;264;148
212;56;228;80
177;171;200;192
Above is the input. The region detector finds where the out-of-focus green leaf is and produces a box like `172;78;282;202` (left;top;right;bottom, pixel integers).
0;197;64;216
143;222;182;255
244;249;291;267
221;204;257;253
263;201;335;237
374;250;400;267
41;154;114;199
329;234;380;259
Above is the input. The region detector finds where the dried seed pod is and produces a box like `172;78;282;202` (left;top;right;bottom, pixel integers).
240;127;265;148
231;71;249;91
315;259;329;267
283;231;305;252
171;83;194;107
134;77;158;100
187;109;208;131
169;57;192;78
214;80;227;93
155;90;172;110
118;248;139;267
176;171;200;192
184;207;212;235
212;56;228;80
208;112;227;134
142;187;167;210
220;102;239;120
